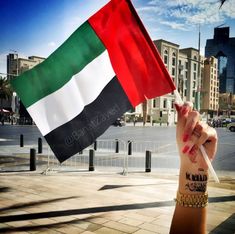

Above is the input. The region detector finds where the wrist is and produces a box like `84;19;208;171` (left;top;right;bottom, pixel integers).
178;166;208;195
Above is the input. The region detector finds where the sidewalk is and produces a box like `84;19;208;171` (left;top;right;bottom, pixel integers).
0;168;234;234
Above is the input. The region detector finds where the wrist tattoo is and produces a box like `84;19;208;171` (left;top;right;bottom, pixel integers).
185;182;207;192
185;171;208;192
186;172;208;181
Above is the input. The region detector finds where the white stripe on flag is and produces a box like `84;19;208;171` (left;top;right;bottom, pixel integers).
28;50;115;136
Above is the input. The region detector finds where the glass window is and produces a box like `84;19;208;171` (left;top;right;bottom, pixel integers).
172;67;175;76
163;99;167;108
185;62;188;69
164;55;168;64
153;99;156;108
172;52;176;66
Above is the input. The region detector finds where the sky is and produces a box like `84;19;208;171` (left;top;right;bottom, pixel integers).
0;0;235;75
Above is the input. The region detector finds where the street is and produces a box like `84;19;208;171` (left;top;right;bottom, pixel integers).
0;124;235;173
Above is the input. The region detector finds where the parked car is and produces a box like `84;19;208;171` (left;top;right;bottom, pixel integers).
112;118;125;127
227;122;235;132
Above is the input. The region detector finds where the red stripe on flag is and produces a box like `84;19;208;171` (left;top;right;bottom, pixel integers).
88;0;175;107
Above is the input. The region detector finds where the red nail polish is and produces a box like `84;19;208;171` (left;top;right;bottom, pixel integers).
182;145;190;154
181;106;188;115
174;103;181;112
183;134;189;142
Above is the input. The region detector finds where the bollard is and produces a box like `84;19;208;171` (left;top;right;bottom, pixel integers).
128;140;132;155
89;149;95;171
145;150;151;172
115;139;119;153
30;148;36;171
38;137;42;154
20;134;24;147
94;141;97;151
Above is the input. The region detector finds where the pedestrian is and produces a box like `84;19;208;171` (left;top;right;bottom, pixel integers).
170;102;217;234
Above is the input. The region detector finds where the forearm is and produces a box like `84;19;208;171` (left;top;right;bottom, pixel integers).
170;165;208;234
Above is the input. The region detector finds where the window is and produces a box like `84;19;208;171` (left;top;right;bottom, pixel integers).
163;99;167;108
194;63;197;71
164;50;168;65
185;62;188;69
185;71;188;78
172;52;176;66
172;67;175;76
153;99;156;108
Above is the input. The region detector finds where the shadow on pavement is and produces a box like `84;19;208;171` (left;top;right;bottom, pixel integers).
209;213;235;234
0;196;79;213
0;217;96;233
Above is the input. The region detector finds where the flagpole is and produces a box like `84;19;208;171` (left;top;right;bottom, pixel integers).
174;90;220;183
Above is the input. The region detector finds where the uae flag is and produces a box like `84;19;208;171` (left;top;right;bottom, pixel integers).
11;0;175;163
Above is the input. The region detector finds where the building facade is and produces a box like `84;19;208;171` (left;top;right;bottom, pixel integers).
205;27;235;94
201;57;219;117
7;54;45;118
7;54;45;79
179;48;201;106
134;40;203;125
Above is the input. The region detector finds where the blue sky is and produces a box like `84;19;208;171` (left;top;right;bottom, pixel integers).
0;0;235;74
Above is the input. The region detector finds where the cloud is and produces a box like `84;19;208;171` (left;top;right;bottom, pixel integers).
136;0;235;30
160;20;189;31
48;41;56;47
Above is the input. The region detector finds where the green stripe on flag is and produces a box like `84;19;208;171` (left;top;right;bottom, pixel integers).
11;21;105;108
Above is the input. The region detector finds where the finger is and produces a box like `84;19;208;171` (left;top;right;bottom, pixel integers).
175;102;193;128
182;111;200;143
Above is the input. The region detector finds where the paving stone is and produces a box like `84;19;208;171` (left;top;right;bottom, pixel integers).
94;227;124;234
103;220;139;233
133;229;156;234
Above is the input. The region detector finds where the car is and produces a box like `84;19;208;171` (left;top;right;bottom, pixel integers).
112;118;125;127
227;122;235;132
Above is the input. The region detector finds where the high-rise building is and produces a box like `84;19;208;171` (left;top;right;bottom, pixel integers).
205;26;235;94
201;57;219;117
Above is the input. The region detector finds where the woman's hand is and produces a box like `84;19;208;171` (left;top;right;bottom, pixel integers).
175;102;218;170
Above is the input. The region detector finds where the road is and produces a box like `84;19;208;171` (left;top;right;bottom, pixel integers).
0;124;235;172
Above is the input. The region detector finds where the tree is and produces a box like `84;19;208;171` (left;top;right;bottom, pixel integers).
0;76;12;111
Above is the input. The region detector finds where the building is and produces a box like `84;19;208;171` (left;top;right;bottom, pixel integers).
219;93;235;116
179;48;201;106
150;39;179;125
205;26;235;94
7;54;45;79
7;54;45;120
133;40;203;125
201;57;219;117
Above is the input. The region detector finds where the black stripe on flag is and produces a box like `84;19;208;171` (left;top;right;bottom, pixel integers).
45;77;133;163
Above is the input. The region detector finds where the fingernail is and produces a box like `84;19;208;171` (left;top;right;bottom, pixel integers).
182;134;189;142
174;103;181;112
181;106;188;115
182;145;190;154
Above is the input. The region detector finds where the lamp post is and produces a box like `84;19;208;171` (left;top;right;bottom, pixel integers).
9;50;19;115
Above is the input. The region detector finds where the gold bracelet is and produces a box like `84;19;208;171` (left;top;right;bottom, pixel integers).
175;190;208;208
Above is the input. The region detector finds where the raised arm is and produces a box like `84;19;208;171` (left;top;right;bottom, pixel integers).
170;102;218;234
